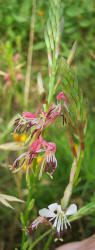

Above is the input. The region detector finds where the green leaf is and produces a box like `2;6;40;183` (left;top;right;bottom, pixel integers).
33;42;45;51
5;16;13;25
80;20;91;28
23;241;29;249
20;212;25;226
65;26;77;34
66;6;84;17
13;14;27;23
28;199;35;212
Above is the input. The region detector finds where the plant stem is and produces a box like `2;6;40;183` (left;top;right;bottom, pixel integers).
73;150;84;185
48;56;57;106
21;181;33;250
24;0;36;106
48;74;55;105
61;147;84;209
43;233;53;250
28;229;51;250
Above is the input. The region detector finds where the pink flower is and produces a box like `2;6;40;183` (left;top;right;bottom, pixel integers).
23;107;40;119
13;104;62;140
46;104;61;126
45;142;56;153
13;108;40;134
16;73;23;81
29;137;57;177
12;137;57;177
4;73;10;81
56;92;69;105
29;217;50;235
14;53;19;63
30;137;56;155
14;104;61;139
29;137;44;152
12;152;27;169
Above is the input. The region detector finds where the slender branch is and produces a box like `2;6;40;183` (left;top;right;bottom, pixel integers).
61;147;84;209
28;229;51;250
20;186;32;250
67;41;78;66
20;174;33;250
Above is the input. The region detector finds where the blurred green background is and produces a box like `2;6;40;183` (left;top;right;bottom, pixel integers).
0;0;95;249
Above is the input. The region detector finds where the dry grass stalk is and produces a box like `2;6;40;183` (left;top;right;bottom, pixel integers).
24;0;36;106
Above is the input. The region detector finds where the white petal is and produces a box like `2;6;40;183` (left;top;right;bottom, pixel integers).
64;216;71;229
52;155;54;162
61;218;64;231
57;216;61;233
47;155;49;163
64;216;68;229
52;216;58;229
49;217;55;222
48;203;58;212
57;205;63;213
49;155;52;162
39;208;55;218
66;204;77;216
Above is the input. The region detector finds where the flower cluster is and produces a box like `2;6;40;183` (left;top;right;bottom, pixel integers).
14;104;61;136
13;136;57;177
13;92;68;177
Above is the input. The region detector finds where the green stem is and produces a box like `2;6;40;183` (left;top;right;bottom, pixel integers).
48;55;57;106
43;233;53;250
28;229;51;250
21;181;33;250
48;74;55;105
73;150;84;186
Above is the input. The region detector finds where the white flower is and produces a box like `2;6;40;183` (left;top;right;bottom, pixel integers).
39;203;77;237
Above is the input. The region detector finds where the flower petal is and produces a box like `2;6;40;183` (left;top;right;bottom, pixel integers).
48;203;58;212
52;216;58;229
39;208;56;218
66;204;77;216
57;216;61;233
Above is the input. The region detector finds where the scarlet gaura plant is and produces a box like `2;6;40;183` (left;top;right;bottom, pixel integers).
12;0;87;247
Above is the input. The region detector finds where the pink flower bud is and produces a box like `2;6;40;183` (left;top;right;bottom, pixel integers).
4;73;10;81
56;91;69;105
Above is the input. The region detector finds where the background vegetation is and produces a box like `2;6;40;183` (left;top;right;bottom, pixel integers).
0;0;95;249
